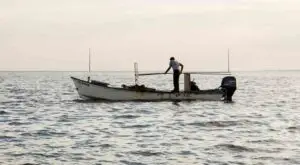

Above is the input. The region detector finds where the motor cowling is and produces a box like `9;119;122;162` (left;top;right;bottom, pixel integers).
220;76;237;101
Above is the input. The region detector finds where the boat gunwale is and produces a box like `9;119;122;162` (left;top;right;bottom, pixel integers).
79;94;201;102
71;76;223;95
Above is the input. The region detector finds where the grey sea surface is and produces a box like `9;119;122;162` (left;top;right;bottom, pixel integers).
0;71;300;165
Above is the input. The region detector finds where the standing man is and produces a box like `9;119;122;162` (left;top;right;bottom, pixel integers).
165;57;184;92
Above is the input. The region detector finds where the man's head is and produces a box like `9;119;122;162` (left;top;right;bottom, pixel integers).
170;57;175;60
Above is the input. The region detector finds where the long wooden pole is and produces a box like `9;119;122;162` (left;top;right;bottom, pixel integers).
138;72;167;76
138;72;230;76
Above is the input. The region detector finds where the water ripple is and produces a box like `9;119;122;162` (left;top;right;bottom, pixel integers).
0;110;8;114
214;144;255;152
129;150;165;157
188;120;240;127
121;124;153;129
120;160;148;165
114;114;141;119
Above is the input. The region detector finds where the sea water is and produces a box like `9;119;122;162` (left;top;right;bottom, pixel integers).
0;71;299;165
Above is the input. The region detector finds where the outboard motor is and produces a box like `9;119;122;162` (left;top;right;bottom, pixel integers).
220;76;237;101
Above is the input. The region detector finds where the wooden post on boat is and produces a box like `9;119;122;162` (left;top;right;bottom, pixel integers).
134;62;139;85
184;73;191;92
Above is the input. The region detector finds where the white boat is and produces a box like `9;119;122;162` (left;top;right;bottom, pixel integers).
71;49;236;102
71;76;235;101
71;67;237;102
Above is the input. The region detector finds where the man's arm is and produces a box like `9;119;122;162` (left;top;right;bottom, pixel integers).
165;66;171;74
180;63;184;73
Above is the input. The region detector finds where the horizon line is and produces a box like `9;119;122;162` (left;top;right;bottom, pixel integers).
0;69;300;72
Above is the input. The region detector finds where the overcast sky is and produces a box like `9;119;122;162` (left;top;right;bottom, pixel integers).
1;0;299;71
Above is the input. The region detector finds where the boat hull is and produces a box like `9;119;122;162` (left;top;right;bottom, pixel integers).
71;77;224;101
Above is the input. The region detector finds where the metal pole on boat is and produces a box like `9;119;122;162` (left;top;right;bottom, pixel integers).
88;48;91;82
89;48;91;73
134;62;139;85
227;48;230;73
